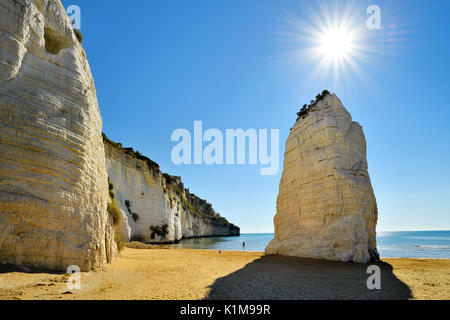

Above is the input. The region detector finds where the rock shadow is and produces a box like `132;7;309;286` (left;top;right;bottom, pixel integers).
0;264;63;275
205;255;412;300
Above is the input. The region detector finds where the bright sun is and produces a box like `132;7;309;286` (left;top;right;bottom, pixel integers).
279;4;372;82
318;27;354;61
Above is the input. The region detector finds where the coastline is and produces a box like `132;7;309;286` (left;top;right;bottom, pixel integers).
131;233;242;246
127;231;450;259
1;249;449;300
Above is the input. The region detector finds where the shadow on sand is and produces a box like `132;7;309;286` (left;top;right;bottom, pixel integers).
206;255;412;300
0;264;63;275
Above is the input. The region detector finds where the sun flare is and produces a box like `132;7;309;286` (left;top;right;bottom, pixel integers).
277;1;393;91
318;27;354;61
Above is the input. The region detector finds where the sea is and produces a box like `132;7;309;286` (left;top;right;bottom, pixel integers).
162;231;450;259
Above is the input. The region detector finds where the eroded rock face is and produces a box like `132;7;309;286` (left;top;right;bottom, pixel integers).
104;136;240;243
266;94;378;263
0;0;114;271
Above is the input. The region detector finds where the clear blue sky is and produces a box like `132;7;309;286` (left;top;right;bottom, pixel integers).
62;0;450;233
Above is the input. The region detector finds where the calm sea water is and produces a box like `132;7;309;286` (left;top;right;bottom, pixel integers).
162;231;450;259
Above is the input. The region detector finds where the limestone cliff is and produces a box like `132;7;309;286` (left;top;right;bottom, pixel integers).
266;92;379;263
103;135;240;243
0;0;114;271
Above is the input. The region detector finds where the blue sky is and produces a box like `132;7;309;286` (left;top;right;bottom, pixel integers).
62;0;450;233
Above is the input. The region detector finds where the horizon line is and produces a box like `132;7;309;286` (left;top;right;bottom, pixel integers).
240;229;450;235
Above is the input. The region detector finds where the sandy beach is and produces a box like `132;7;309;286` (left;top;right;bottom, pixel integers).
0;248;449;300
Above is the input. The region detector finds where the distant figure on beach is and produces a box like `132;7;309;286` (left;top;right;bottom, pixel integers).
243;242;246;249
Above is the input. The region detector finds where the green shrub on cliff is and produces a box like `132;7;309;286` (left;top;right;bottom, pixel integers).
212;215;229;226
108;178;115;200
114;235;125;253
102;133;160;174
73;28;83;44
163;173;175;185
296;90;331;121
170;184;183;196
182;197;195;215
107;177;121;226
107;200;121;226
150;224;169;240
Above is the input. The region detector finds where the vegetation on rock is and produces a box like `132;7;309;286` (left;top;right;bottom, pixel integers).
103;133;160;174
103;134;239;235
150;224;169;240
163;173;177;185
297;90;331;120
107;178;121;226
114;235;125;253
73;28;83;44
108;178;115;200
182;197;196;215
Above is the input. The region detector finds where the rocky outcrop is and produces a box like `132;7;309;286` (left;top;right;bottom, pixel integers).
0;0;237;272
104;135;240;243
0;0;114;271
266;92;378;263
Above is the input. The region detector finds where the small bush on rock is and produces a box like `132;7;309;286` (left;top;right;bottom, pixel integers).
114;235;125;253
107;201;121;226
150;224;169;240
296;90;331;121
73;29;83;44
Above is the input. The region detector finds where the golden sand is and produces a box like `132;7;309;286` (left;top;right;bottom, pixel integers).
0;248;449;300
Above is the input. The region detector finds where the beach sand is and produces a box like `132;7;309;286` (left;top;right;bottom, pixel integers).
0;248;449;300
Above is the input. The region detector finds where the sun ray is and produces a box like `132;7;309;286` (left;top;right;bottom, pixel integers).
272;0;386;96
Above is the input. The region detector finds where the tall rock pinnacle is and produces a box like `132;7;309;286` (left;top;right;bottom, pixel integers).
266;92;379;263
